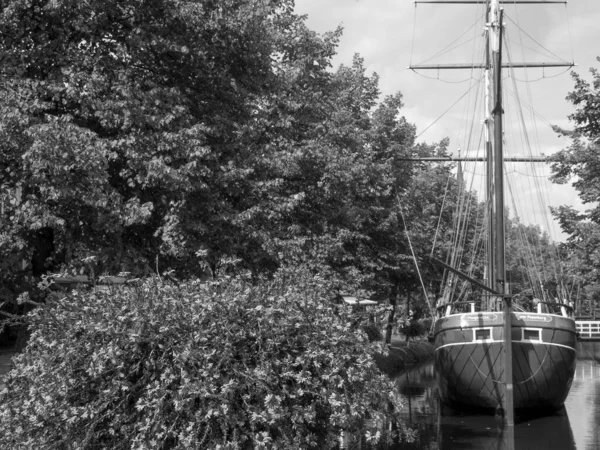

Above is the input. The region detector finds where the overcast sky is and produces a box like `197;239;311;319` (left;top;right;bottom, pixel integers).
294;0;600;239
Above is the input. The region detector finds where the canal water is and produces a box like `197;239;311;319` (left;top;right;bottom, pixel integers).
379;342;600;449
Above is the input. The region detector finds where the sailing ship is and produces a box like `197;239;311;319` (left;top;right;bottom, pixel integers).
410;0;578;413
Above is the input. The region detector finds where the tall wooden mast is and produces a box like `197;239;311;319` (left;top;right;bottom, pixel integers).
484;1;494;294
409;0;574;425
487;0;514;425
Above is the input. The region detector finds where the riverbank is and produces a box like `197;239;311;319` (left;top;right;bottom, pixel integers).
374;336;434;377
0;349;16;390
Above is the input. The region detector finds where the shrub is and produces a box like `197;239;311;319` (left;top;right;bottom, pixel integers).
398;305;429;340
361;323;383;342
0;267;403;449
399;320;425;340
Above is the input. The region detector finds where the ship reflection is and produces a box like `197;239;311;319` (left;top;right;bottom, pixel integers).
437;406;576;450
340;362;579;450
395;362;577;450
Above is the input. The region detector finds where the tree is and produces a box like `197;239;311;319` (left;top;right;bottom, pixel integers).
549;63;600;306
548;205;600;309
0;0;342;297
0;0;457;317
223;51;454;300
503;216;572;301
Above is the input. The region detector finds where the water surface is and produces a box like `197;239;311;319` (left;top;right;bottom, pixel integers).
386;342;600;450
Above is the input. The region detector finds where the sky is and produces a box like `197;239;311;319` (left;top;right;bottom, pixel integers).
294;0;600;240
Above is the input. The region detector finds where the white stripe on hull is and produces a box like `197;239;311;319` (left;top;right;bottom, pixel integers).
436;340;577;352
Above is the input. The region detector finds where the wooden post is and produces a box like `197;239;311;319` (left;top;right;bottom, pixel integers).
502;295;514;425
385;284;400;344
406;291;411;343
385;291;397;345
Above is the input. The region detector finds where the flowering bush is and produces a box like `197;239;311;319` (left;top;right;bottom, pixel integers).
0;268;402;449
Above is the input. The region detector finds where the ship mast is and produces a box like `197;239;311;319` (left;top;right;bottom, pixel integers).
484;2;494;297
410;0;572;292
490;1;505;297
409;0;574;424
487;0;514;425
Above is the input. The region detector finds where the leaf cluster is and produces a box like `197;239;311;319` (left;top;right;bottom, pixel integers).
0;267;404;449
0;0;458;309
547;63;600;304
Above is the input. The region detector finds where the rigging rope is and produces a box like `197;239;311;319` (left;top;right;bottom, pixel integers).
414;1;577;306
445;60;487;303
415;79;483;140
411;71;480;84
431;173;452;257
507;66;572;83
580;344;600;370
465;332;566;386
505;176;546;299
514;334;553;385
508;6;567;254
505;13;572;64
505;39;564;62
502;83;571;139
501;23;571;300
452;31;487;301
413;12;485;67
464;130;487;291
508;41;563;271
397;195;434;317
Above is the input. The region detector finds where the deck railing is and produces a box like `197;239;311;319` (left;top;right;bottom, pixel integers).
436;300;574;318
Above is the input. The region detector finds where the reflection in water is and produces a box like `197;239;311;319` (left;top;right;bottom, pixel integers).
565;342;600;450
395;364;438;450
436;407;575;450
373;341;600;450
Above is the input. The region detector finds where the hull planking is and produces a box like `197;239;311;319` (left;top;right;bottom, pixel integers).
433;311;577;411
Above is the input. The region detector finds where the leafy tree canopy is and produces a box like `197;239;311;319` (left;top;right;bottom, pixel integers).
0;0;341;290
549;62;600;305
0;0;457;305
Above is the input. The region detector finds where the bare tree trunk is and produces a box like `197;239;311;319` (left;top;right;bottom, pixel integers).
405;291;411;344
385;286;398;345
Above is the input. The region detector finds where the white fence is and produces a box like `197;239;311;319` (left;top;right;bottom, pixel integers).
576;321;600;340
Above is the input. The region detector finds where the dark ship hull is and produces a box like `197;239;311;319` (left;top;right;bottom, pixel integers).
433;311;577;410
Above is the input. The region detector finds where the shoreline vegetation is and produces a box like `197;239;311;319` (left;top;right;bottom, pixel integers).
1;323;435;384
374;338;434;378
0;271;416;449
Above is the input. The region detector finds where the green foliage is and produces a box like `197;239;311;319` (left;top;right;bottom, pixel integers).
0;268;404;449
553;68;600;206
504;217;566;299
0;0;342;286
399;320;425;340
549;63;600;305
428;173;570;304
398;306;426;340
548;206;600;307
0;0;455;309
361;323;383;342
